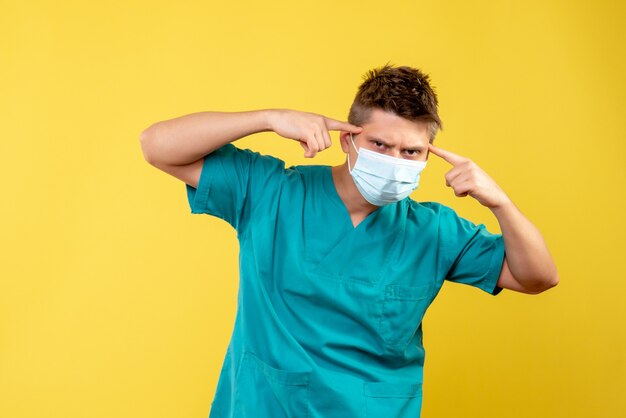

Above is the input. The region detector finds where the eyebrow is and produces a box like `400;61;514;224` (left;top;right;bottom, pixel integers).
366;135;425;152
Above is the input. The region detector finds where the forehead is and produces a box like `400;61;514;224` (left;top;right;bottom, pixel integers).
362;108;430;147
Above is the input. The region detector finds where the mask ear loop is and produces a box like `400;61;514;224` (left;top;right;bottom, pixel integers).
348;132;360;173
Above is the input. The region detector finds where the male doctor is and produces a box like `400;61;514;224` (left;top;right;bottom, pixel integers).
140;63;558;418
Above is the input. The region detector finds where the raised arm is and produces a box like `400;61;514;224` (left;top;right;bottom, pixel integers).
139;109;363;187
428;143;559;295
139;110;273;167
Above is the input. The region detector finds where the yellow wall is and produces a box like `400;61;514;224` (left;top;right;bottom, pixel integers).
1;1;624;417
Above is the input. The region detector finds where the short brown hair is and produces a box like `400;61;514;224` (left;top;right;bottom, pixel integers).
348;62;443;142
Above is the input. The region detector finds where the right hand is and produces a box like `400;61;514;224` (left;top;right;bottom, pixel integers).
266;109;363;158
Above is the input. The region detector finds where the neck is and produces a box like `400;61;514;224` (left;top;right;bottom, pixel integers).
331;161;379;217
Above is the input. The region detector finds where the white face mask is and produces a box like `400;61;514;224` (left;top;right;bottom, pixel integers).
347;133;427;206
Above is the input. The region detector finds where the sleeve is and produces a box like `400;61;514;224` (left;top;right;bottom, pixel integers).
440;207;506;296
185;143;286;231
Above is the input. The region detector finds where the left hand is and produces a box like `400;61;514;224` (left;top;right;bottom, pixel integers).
428;143;510;209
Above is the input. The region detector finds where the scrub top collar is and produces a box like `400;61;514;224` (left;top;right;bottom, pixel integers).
322;165;394;230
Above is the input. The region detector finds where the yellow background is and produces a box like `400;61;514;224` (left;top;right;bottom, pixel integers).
1;0;624;417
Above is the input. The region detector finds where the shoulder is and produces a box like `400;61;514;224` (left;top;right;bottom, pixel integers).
290;163;328;173
208;144;296;184
215;143;285;166
220;144;331;175
286;163;330;182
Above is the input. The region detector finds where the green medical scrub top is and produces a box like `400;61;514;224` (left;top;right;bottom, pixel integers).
186;144;505;418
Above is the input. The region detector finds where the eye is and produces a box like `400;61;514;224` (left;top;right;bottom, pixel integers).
373;141;385;148
404;149;419;156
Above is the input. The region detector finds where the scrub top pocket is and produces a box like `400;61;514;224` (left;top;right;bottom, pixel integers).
233;351;311;418
363;381;423;418
379;282;434;349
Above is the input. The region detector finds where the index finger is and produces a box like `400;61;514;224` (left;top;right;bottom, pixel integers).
324;117;363;133
428;143;467;166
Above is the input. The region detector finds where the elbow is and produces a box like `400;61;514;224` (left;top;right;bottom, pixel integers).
530;270;560;295
546;266;560;290
547;272;560;291
139;124;160;165
550;271;560;288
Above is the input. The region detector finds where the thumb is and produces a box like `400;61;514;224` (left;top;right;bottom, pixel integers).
324;117;363;133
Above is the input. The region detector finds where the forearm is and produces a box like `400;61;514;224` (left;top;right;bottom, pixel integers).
140;110;272;166
491;199;559;288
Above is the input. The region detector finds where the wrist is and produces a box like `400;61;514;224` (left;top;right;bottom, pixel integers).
489;195;515;216
260;108;279;132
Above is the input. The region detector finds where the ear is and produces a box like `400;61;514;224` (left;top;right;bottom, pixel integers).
339;131;350;154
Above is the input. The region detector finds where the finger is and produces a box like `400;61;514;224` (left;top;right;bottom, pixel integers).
312;130;326;154
448;176;471;193
314;127;329;151
300;141;312;158
428;143;467;166
449;172;474;189
452;180;473;197
324;117;363;133
307;134;320;157
321;128;332;149
301;134;318;158
445;166;467;187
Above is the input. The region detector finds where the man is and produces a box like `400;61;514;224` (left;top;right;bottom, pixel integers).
140;64;558;418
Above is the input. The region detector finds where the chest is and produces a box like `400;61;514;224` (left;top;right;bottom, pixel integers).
242;180;439;289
